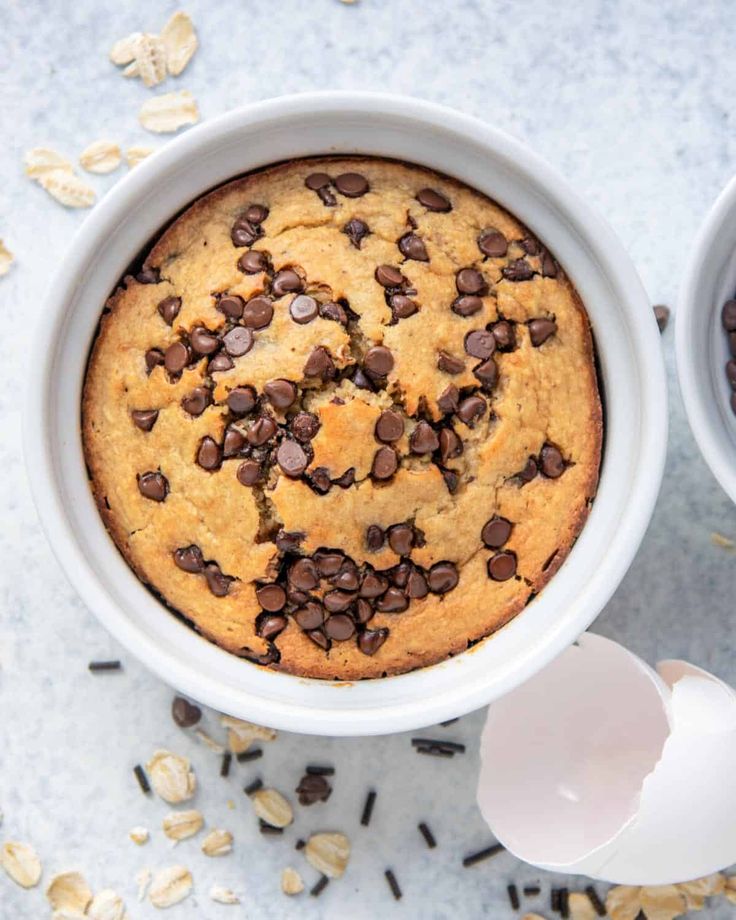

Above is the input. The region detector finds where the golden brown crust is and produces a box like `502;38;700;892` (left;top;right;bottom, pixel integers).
82;156;602;680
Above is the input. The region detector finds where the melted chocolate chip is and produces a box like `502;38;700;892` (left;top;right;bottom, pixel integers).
173;544;204;573
257;614;287;640
181;386;210;417
320;301;348;325
439;427;462;463
406;569;429;598
305;172;331;190
291;412;320;441
324;590;354;613
375;409;404;443
325;613;356;640
437;384;460;414
427;562;459;594
204;562;233;596
223;326;254;357
437;351;465;375
360;571;388;598
227;386;257;414
456;268;487;295
272;269;304;297
242;295;274;329
398;233;429;261
528;318;557;346
264;378;297;410
492;320;516;350
247;416;277;446
478;228;508;258
197;437;222;471
289;558;319;591
358;627;389;655
190;327;221;355
223;426;246;457
138;471;168;501
482;517;512;548
277;440;308;477
132;409;159;431
164;341;190;373
416;188;451;212
145;348;165;372
456;395;486;426
502;259;534;282
238;250;269;274
245;204;269;225
375;265;405;288
209;353;234;372
473;357;498;388
343;218;370;248
376;587;409;612
136;266;160;284
289;294;319;324
157;296;181;326
388;524;414;556
237;459;261;486
465;330;496;359
372;446;398;480
366;525;385;551
334;172;369;197
218;295;245;319
231;218;262;247
364;344;395;377
517;457;539;483
540;443;565;478
487;551;517;581
304;346;336;380
390;294;419;320
452;295;483;317
295;602;325;630
410;420;439;455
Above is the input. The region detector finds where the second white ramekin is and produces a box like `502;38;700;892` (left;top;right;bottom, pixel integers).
24;92;667;735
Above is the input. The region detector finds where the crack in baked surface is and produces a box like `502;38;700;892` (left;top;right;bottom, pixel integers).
81;156;603;680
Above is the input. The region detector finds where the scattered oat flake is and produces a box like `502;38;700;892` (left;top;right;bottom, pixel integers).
281;866;304;896
135;867;152;901
711;531;736;551
126;145;154;168
139;91;199;133
46;871;93;913
677;873;725;909
0;240;14;277
606;884;687;920
161;11;198;76
38;170;96;208
109;32;142;65
305;832;350;879
194;727;225;753
220;715;276;753
251;788;293;828
51;910;87;920
0;841;42;888
210;885;240;904
149;865;192;908
127;32;168;87
725;875;736;904
226;799;235;810
24;146;74;179
201;828;233;857
163;809;204;842
129;826;149;845
79;140;121;174
87;889;126;920
568;891;597;920
146;749;196;803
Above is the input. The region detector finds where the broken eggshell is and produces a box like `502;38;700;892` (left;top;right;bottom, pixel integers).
477;632;736;885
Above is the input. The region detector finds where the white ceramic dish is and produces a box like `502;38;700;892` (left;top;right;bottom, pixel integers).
24;92;667;735
677;175;736;504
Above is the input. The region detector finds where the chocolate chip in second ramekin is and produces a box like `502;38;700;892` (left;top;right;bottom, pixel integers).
416;188;452;212
137;470;168;501
277;440;308;478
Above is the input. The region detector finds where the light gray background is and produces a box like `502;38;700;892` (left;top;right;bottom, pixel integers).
1;0;734;917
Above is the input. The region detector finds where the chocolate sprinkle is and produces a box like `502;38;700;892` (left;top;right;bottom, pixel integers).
220;752;232;777
462;843;504;867
360;789;377;826
418;822;437;848
237;748;263;763
88;660;121;673
384;869;402;901
244;778;263;796
133;764;151;795
310;876;329;897
507;883;520;910
585;886;607;917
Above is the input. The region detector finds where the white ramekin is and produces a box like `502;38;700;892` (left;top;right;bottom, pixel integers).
677;176;736;504
24;92;667;735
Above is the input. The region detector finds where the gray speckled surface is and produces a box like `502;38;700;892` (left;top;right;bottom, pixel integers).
1;0;735;917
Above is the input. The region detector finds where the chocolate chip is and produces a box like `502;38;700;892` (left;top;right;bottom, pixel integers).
325;613;356;640
257;614;287;640
245;204;268;224
502;259;534;281
289;294;319;324
136;266;160;284
375;409;404;443
427;562;459;594
343;218;370;248
190;327;221;355
173;544;204;573
223;326;254;357
204;562;232;596
352;367;375;391
254;583;286;613
318;186;337;206
334;172;369;197
364;345;394;377
540;251;557;277
275;530;304;552
223;425;246;457
295;601;324;630
653;305;670;332
529;318;557;347
390;294;419;320
442;469;459;493
355;598;375;623
399;233;429;261
227;386;257;414
727;359;736;389
456;395;486;426
272;269;304;297
465;330;495;359
360;571;388;598
309;467;332;494
333;468;355;489
492;320;515;350
332;561;360;589
540;443;565;478
375;264;405;288
306;629;330;650
391;562;411;588
517;457;538;483
722;300;736;331
456;268;487;295
289;558;319;591
439;427;462;463
320;301;348;325
218;295;245;319
145;348;165;372
488;551;516;581
132;409;158;431
478;228;508;258
358;627;389;655
277;440;308;477
164;341;190;373
314;551;344;577
172;696;202;727
407;569;429;598
242;295;274;329
264;379;297;410
416;188;451;212
291;412;320;441
376;586;408;612
181;386;210;417
437;351;465;375
296;773;332;805
138;471;168;501
388;524;414;556
304;346;336;380
157;295;181;326
519;236;540;255
197;436;222;470
482;517;512;548
410;420;439;455
366;524;385;551
372;446;398;480
231;218;261;247
438;384;460;414
324;590;354;613
247;416;277;446
238;250;269;274
452;295;483;317
237;459;261;485
209;353;234;372
473;357;498;388
305;172;331;190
